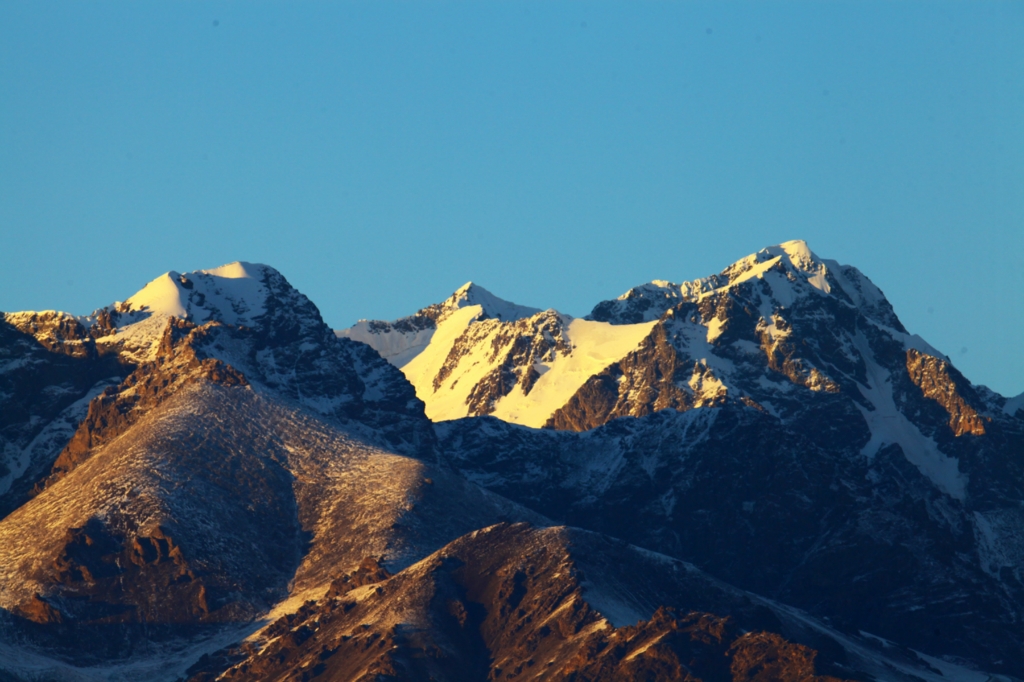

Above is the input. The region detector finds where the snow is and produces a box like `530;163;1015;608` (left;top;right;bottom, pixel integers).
340;321;436;368
1003;391;1024;416
824;258;886;307
770;599;1000;682
582;588;647;628
972;508;1024;577
391;292;656;427
705;317;726;343
401;305;490;419
852;333;967;500
490;318;658;427
910;650;992;682
124;261;269;326
688;362;727;403
125;272;191;318
453;282;541;322
88;261;275;362
337;283;540;371
775;239;832;294
705;239;831;299
0;378;118;498
0;624;257;682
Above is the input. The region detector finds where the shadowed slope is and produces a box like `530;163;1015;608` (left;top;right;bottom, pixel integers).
188;523;986;682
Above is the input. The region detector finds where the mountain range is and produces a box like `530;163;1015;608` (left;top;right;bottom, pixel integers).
0;241;1021;682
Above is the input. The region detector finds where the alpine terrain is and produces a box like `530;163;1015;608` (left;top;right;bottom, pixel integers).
0;242;1020;682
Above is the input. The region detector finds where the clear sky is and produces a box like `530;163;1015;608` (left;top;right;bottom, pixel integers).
1;2;1022;395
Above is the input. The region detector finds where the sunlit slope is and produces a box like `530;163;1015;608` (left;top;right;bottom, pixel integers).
0;261;546;674
0;379;545;659
340;284;658;428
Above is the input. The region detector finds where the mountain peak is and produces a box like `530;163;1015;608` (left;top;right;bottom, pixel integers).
715;239;830;295
774;238;818;264
440;282;540;323
589;240;907;329
121;261;276;326
453;280;477;295
338;283;543;369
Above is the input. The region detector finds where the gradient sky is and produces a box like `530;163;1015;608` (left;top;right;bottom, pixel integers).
1;2;1022;395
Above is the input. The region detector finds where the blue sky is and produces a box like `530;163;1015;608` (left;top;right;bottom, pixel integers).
1;2;1022;395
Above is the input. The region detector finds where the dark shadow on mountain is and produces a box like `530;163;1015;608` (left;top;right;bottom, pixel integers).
0;315;128;518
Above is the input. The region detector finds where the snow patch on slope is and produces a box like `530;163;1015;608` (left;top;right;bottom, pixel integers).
853;333;966;500
0;378;118;498
340;323;435;368
1003;391;1024;417
490;318;658;427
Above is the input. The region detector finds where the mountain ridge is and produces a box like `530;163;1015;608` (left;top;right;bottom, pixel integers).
0;247;1021;681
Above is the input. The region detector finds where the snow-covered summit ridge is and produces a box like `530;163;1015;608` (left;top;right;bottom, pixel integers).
2;262;291;366
589;239;905;331
716;239;831;295
444;282;543;323
338;282;541;368
611;239;833;304
119;261;274;326
57;261;297;365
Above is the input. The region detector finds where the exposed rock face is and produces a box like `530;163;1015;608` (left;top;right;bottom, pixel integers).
547;319;718;431
904;348;987;437
185;524;859;682
24;518;213;626
443;310;574;415
36;319;248;492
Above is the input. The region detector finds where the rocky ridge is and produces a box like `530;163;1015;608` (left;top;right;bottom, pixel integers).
184;523;962;682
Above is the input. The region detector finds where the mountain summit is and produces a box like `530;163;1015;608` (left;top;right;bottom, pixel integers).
588;239;905;332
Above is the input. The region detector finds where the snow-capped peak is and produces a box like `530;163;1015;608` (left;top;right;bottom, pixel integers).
72;261;287;364
708;239;831;296
441;282;541;323
338;283;542;369
122;261;274;326
589;240;908;332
